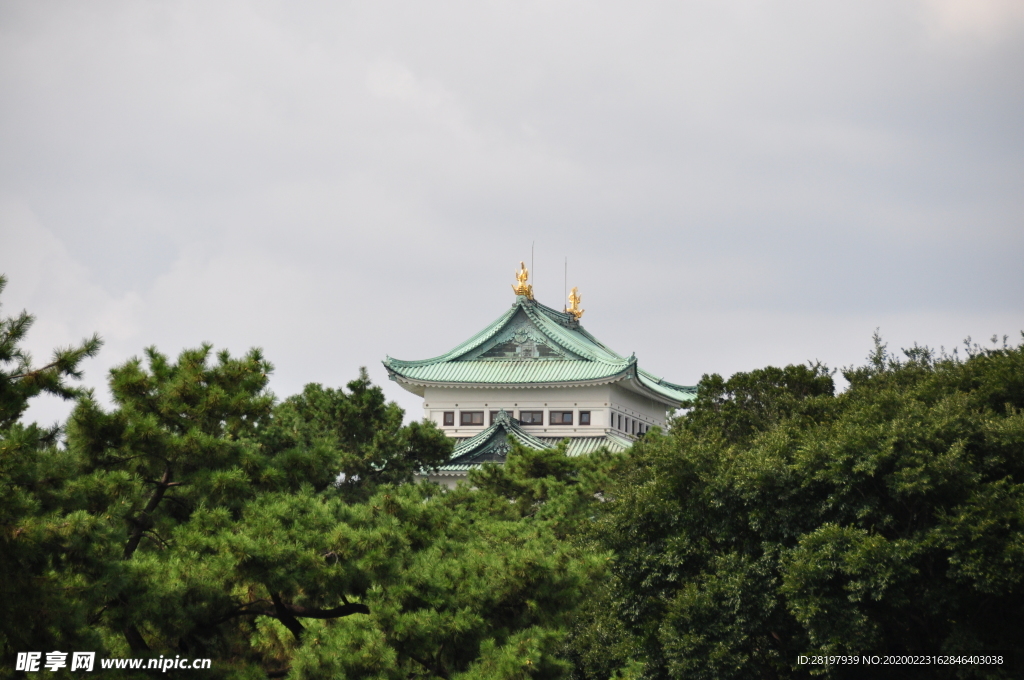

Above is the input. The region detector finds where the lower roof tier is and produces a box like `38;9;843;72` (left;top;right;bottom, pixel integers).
429;409;635;475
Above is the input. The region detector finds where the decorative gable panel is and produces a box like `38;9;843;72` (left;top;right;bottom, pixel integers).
463;312;581;362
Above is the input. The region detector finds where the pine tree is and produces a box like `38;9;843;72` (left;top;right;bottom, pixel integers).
0;274;611;678
0;274;108;658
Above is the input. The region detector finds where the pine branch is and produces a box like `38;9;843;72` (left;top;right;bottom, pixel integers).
142;529;171;550
405;649;450;680
215;596;370;638
278;602;371;619
124;468;172;559
8;358;64;380
270;592;306;639
123;623;150;653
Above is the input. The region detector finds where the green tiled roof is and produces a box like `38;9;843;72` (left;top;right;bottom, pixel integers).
537;434;634;456
431;410;636;475
385;296;695;405
438;410;548;470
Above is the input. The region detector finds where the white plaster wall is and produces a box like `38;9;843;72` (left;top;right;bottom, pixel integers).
421;473;464;490
419;383;670;439
608;382;672;431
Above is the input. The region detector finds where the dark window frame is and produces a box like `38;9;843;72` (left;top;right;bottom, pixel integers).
520;410;544;425
579;411;591;425
549;411;573;425
443;411;455;426
460;411;484;426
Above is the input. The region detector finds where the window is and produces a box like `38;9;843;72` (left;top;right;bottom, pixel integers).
617;414;623;430
489;410;499;425
550;411;573;425
520;410;543;425
460;411;484;426
443;412;454;426
579;411;591;425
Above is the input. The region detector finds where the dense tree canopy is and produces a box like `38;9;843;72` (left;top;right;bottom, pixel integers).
1;277;601;678
594;336;1024;679
3;273;1023;680
261;375;452;500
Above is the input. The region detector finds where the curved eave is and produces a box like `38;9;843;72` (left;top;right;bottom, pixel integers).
385;364;639;393
613;367;696;407
538;433;635;455
385;302;522;369
387;360;694;407
384;364;427;396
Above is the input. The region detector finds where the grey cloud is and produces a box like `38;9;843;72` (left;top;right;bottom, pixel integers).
1;0;1021;424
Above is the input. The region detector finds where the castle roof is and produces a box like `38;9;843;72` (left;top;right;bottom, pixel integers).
384;295;695;406
431;409;636;476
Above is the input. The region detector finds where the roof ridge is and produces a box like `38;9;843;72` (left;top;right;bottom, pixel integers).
385;303;521;367
528;299;627;358
522;302;628;365
521;303;600;361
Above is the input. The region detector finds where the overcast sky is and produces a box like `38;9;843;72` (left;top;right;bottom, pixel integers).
2;0;1022;424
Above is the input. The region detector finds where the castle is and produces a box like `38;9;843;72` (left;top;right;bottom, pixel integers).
384;263;695;487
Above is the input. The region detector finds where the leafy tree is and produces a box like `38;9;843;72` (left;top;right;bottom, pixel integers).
680;363;835;445
597;336;1024;679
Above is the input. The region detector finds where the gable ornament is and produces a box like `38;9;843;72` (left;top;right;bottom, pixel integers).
567;286;584;320
511;261;534;300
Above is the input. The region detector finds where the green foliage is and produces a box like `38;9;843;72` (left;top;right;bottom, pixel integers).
1;276;596;679
259;373;452;499
598;335;1024;679
464;443;638;680
8;273;1024;680
0;274;109;661
58;346;468;673
285;480;596;679
0;275;102;433
681;362;835;445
